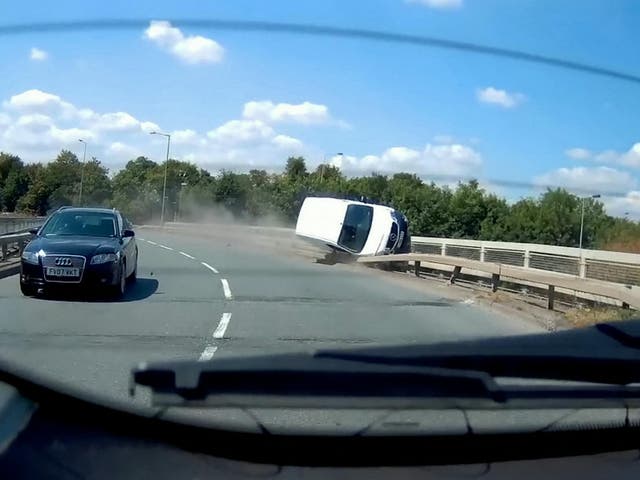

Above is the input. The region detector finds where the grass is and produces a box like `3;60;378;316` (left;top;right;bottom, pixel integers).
564;306;638;328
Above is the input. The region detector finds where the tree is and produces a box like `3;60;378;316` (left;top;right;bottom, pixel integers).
446;180;490;238
112;157;160;222
479;195;510;241
0;152;23;185
79;157;112;207
43;150;82;208
2;168;30;211
285;157;308;180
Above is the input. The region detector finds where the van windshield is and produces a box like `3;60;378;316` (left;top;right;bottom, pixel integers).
338;205;374;253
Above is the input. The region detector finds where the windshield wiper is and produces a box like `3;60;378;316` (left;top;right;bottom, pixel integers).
131;321;640;409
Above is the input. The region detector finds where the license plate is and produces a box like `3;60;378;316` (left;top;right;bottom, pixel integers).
46;267;80;277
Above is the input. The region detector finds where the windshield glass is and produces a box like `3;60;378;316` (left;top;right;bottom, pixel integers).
0;1;638;430
338;204;374;252
40;211;117;237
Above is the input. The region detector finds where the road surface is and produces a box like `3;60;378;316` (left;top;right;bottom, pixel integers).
0;228;543;409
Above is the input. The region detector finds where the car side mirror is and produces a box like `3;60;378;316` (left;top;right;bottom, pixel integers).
28;228;39;235
123;229;135;238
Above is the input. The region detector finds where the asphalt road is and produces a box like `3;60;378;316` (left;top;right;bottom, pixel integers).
0;228;543;409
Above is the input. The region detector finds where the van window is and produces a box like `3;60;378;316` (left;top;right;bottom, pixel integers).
338;204;374;253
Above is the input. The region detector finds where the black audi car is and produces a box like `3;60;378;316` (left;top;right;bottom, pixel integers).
20;207;138;298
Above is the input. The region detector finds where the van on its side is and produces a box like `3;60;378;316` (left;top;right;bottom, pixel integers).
295;197;411;256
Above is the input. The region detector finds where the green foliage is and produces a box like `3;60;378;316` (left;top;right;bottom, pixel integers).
0;149;637;251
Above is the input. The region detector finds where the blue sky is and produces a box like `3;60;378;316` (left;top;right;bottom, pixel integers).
1;0;639;215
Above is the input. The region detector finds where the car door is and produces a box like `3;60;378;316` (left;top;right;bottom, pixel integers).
117;213;134;276
124;215;137;275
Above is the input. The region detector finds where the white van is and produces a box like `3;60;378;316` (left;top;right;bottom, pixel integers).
295;196;411;256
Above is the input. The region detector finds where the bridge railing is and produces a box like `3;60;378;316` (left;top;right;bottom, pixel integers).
0;217;45;235
0;232;33;262
412;237;640;288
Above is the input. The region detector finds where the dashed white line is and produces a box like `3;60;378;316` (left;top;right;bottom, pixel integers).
198;346;218;361
139;237;146;241
159;245;173;251
146;240;157;245
220;278;232;299
213;312;232;339
179;251;195;260
201;262;219;274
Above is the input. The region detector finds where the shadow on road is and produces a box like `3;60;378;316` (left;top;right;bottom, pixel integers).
33;278;159;303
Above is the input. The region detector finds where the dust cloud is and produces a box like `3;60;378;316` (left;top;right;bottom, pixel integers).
154;198;332;261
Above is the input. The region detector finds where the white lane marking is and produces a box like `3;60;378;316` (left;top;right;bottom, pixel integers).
198;346;218;361
147;240;157;245
201;262;219;274
179;251;195;260
159;245;173;251
213;312;232;339
139;238;146;241
220;278;232;299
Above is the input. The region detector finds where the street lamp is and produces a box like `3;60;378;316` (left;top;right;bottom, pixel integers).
320;152;344;181
579;193;601;250
78;139;87;206
149;131;171;225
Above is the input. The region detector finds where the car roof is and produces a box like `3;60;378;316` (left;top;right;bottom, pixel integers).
54;207;119;216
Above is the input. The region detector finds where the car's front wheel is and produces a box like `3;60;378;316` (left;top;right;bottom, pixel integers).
110;262;126;299
20;282;36;297
127;252;137;284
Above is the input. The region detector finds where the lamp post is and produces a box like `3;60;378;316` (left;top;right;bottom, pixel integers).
579;194;601;249
149;131;171;225
78;139;87;206
320;152;344;181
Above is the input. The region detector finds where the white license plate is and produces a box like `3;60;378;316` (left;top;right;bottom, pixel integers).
46;267;80;277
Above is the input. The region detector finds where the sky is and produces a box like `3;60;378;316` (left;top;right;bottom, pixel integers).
0;0;639;216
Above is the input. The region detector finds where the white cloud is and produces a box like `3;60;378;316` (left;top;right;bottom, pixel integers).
330;142;482;177
272;134;304;150
477;87;525;109
144;20;224;64
0;89;331;172
604;191;640;219
29;47;48;61
170;129;207;147
562;142;640;169
3;113;95;150
207;119;274;145
565;147;592;160
620;143;640;168
140;121;160;133
4;89;72;114
107;141;143;159
406;0;463;9
242;100;330;125
534;166;637;194
94;112;141;132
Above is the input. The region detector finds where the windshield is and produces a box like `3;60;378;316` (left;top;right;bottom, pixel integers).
40;211;117;237
338;204;374;252
0;1;639;433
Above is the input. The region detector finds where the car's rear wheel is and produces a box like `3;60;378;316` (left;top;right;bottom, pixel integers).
20;282;36;297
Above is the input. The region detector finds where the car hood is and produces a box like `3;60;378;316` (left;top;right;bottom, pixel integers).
26;236;120;257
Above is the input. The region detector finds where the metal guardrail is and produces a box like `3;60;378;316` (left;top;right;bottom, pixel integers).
0;232;33;262
358;253;640;311
0;217;45;235
412;237;640;288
